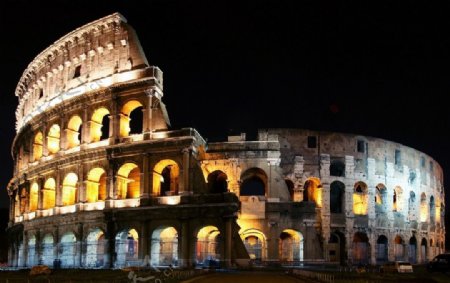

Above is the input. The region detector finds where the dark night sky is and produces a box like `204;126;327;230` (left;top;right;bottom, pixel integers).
0;1;449;245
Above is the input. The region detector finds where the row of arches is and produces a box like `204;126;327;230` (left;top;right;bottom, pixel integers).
31;100;145;161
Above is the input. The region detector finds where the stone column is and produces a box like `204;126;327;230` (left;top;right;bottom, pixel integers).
143;89;153;137
141;154;150;203
140;223;149;261
180;148;190;195
59;115;67;151
77;223;83;267
23;232;28;267
180;219;190;268
55;168;62;214
109;93;120;144
224;217;233;268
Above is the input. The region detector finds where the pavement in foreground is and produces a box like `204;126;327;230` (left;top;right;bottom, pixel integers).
187;271;307;283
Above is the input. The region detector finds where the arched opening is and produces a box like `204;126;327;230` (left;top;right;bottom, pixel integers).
376;235;388;264
62;173;78;206
430;196;436;225
33;132;43;160
86;168;107;203
60;232;77;268
85;228;106;267
408;191;416;220
90;108;110;142
394;235;405;261
151;226;178;266
117;163;140;199
330;181;345;213
47;124;60;154
42;178;56;210
153;160;180;196
302;177;322;207
375;184;388;214
353;232;369;265
393;186;403;212
330;160;345;177
120;100;143;137
240;229;267;261
421;238;427;263
196;226;221;266
207;170;228;193
285;180;295;200
29;182;38;212
19;188;27;214
240;168;267;196
279;229;304;262
41;234;54;266
409;237;417;263
328;232;345;264
115;229;139;267
420;193;427;222
27;235;37;267
353;182;368;215
66;115;82;149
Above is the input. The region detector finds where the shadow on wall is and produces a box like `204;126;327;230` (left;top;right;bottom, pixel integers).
0;208;8;263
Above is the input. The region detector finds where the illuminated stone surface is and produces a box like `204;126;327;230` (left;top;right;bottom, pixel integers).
7;13;445;269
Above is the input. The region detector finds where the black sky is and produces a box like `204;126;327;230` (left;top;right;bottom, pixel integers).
0;1;449;245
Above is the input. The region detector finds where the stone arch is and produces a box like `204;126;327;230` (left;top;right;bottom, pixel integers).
421;238;427;263
62;172;78;206
408;236;417;263
240;168;267;196
330;160;345;177
66;115;82;149
42;178;56;210
420;193;427;222
151;226;178;266
196;226;222;266
352;232;369;265
117;163;141;199
33;131;43;160
47;124;60;154
240;228;267;261
303;177;322;207
86;167;107;203
375;184;388;214
394;235;405;261
353;181;368;215
429;196;436;225
393;186;403;212
330;181;345;213
328;232;346;264
120;100;143;137
90;107;110;142
29;182;39;212
207;170;228;193
41;233;54;266
279;229;304;262
153;159;180;196
27;234;37;267
376;235;388;264
85;228;106;267
408;191;416;220
115;228;139;267
60;231;77;268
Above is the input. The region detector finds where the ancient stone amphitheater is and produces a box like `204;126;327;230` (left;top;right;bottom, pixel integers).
7;13;445;269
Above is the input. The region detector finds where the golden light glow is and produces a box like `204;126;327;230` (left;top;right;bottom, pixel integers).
86;167;107;203
436;198;441;224
160;227;178;239
47;124;60;154
120;100;143;137
420;193;428;222
353;181;368;215
303;177;322;207
279;229;303;261
29;182;39;212
128;228;139;240
393;186;403;212
33;132;43;160
43;178;56;210
196;226;220;261
117;163;140;199
90;108;110;142
66;115;82;149
153;159;179;196
239;228;267;260
62;173;78;206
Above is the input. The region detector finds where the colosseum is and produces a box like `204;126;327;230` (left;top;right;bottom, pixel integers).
7;13;446;269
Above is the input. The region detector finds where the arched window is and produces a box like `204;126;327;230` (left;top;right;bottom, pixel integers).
62;173;78;206
393;186;403;212
420;193;427;222
303;177;322;207
120;100;143;137
86;168;107;203
279;229;304;262
90;108;110;142
330;160;345;177
85;228;106;267
353;181;368;215
117;163;141;199
240;168;267;196
47;124;60;154
151;226;178;267
207;170;228;193
430;196;436;224
376;235;388;264
33;132;43;160
29;182;39;212
375;184;388;214
66;115;82;148
240;229;267;261
408;191;416;219
409;237;417;263
353;232;369;265
115;229;139;267
42;178;56;210
394;235;405;261
196;226;221;265
330;181;345;213
153;160;180;196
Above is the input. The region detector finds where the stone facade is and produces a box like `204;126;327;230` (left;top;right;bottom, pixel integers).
7;13;445;269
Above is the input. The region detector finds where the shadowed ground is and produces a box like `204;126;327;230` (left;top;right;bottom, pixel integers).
187;271;307;283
